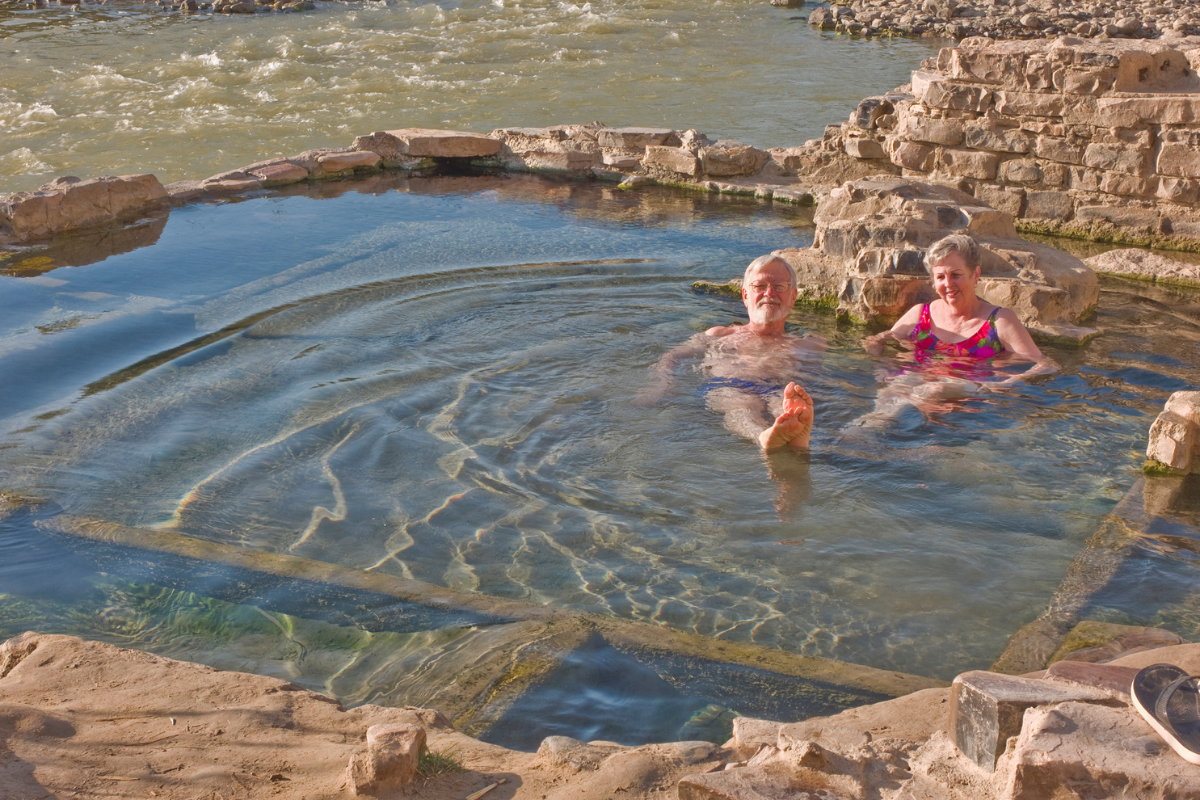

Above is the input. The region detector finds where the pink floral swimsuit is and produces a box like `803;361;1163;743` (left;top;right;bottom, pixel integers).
910;303;1005;358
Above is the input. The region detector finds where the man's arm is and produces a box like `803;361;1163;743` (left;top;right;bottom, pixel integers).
633;332;709;405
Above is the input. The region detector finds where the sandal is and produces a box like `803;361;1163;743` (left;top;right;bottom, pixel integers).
1131;663;1200;766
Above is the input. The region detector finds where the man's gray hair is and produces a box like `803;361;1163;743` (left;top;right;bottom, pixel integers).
924;233;980;273
743;254;797;286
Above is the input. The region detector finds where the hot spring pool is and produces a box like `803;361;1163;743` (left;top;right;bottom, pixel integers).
2;173;1198;745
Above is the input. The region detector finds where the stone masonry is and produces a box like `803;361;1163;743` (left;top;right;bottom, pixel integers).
822;36;1200;248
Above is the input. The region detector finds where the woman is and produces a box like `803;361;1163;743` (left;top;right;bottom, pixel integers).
862;233;1057;384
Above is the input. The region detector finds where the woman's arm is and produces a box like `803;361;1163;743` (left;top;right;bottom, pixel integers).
862;304;923;356
992;309;1059;382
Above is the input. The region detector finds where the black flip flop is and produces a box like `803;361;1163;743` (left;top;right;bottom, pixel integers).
1131;663;1200;766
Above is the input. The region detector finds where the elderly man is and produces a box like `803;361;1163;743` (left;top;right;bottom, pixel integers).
638;254;820;451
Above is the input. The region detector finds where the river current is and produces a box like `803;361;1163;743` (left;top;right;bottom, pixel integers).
1;0;942;192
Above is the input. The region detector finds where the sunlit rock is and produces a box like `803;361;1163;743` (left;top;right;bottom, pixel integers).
1145;391;1200;474
0;174;167;244
768;177;1099;341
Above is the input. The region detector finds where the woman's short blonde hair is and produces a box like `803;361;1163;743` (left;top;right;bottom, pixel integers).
743;254;797;286
924;234;980;274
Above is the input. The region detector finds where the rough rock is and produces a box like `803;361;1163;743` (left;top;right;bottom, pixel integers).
995;701;1200;799
245;160;310;186
346;722;426;795
0;174;167;243
1085;248;1200;288
771;176;1099;340
1146;390;1200;473
316;150;382;174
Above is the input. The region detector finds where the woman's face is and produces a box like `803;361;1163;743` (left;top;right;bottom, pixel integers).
930;251;980;307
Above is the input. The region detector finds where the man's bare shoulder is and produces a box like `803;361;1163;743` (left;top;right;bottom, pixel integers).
705;324;740;337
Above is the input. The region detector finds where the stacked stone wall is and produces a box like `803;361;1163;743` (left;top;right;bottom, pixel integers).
832;36;1200;248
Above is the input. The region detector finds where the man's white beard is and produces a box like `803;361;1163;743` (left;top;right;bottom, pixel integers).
750;300;787;324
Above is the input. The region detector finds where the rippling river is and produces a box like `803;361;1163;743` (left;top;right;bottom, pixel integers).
1;0;943;192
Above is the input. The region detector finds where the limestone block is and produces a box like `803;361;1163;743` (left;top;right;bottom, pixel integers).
912;72;993;113
1157;142;1200;179
1166;391;1200;426
1039;162;1066;188
1099;172;1156;199
890;141;934;171
1023;191;1074;222
492;127;567;141
844;136;886;160
1097;95;1200;126
1157;177;1200;205
1085;248;1200;287
346;723;425;795
595;127;677;150
950;670;1118;772
316;151;381;174
974;184;1025;217
964;123;1032;154
699;141;770;177
1034;136;1083;165
999;159;1043;185
1146;409;1198;471
901;113;965;146
1083;143;1149;177
1074;203;1160;231
356;128;502;160
601;152;641;170
941;46;1024;86
246;162;309;186
993;90;1066;118
997;702;1200;800
938;148;999;180
0;174;168;243
644;146;699;178
1060;66;1117;96
519;150;598;171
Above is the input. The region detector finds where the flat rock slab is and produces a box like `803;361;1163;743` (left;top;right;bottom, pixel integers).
1085;248;1200;288
377;128;503;159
